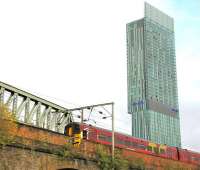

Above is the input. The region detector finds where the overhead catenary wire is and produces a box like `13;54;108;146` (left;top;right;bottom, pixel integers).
73;114;131;134
6;82;131;135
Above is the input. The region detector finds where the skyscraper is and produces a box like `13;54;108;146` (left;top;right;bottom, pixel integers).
127;2;181;147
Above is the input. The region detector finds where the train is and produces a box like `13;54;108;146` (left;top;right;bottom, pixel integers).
64;122;200;165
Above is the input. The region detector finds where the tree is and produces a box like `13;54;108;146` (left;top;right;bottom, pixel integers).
0;104;18;146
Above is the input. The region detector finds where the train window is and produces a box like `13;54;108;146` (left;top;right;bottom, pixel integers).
99;135;112;143
99;135;106;141
106;136;112;142
73;124;80;134
116;138;124;145
116;139;145;150
191;157;200;162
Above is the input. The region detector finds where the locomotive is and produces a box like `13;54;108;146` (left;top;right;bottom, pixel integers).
64;122;200;165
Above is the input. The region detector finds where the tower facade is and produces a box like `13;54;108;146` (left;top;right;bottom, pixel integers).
127;3;181;147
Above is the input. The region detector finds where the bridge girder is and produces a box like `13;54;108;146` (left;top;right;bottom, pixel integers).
0;81;73;133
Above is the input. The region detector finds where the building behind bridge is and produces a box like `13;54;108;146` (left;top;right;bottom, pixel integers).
127;2;181;147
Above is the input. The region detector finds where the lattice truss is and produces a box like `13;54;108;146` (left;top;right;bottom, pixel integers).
0;81;73;133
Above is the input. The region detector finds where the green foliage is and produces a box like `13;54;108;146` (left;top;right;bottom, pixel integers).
58;143;84;159
58;143;73;158
114;150;129;170
0;105;18;146
96;145;145;170
96;145;113;170
128;157;145;170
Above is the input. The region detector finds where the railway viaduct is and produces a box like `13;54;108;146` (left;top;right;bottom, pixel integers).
0;81;200;170
0;121;199;170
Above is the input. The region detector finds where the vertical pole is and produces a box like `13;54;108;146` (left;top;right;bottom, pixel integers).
81;109;84;123
112;102;115;165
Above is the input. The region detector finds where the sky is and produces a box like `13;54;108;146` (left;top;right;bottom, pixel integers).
0;0;199;151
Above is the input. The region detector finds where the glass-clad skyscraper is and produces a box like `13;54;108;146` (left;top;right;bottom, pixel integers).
127;3;181;147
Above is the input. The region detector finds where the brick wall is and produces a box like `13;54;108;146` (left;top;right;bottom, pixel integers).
3;122;199;170
0;146;99;170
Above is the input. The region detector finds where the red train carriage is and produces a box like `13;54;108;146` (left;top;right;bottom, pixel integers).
65;122;200;165
189;151;200;165
178;148;200;165
80;123;178;160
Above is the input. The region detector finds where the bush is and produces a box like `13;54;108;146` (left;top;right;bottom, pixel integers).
96;145;130;170
96;145;146;170
58;143;85;160
128;157;145;170
96;145;113;170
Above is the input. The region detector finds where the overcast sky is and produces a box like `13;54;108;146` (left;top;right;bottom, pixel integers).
0;0;199;151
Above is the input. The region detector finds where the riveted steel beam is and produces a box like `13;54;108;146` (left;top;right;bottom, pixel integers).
0;81;73;133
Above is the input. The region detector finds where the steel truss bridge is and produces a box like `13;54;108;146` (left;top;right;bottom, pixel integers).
0;81;73;133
